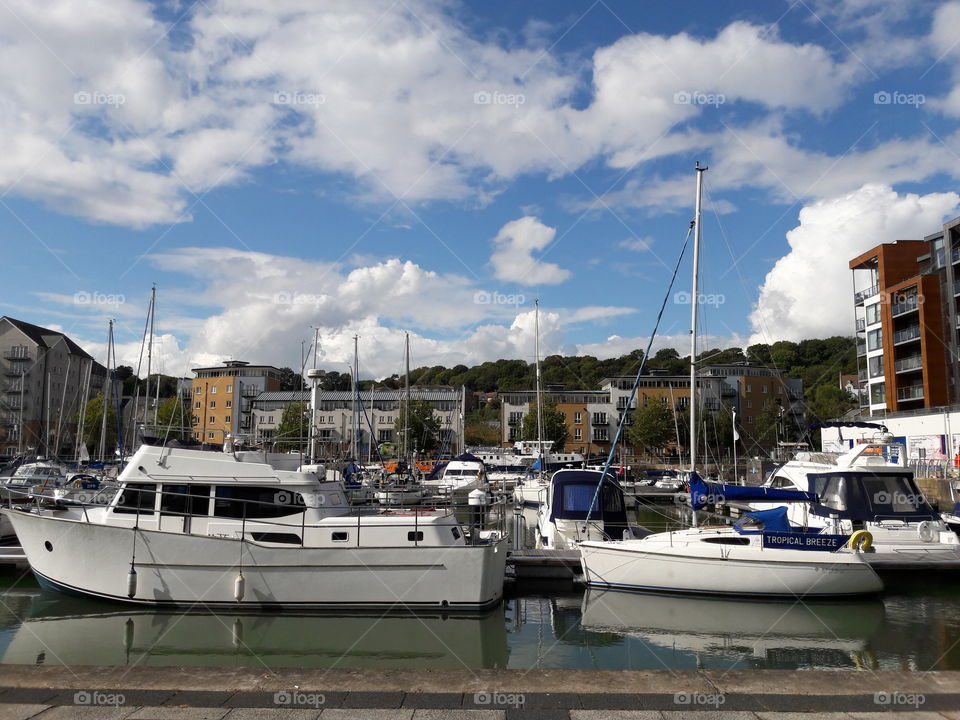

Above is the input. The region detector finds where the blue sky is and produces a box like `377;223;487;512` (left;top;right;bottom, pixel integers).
2;0;960;378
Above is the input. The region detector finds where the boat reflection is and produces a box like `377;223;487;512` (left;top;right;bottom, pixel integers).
2;591;510;669
580;589;885;669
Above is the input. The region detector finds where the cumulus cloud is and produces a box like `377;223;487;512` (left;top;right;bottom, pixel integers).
0;0;915;227
749;185;960;344
489;216;571;285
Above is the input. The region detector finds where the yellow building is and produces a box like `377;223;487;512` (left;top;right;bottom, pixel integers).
191;361;283;444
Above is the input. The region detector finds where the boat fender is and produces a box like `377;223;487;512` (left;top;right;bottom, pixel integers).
918;520;938;543
848;529;873;552
234;572;245;602
126;566;138;598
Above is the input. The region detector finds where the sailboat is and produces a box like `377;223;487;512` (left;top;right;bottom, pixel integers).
513;301;553;507
578;164;883;598
376;333;424;506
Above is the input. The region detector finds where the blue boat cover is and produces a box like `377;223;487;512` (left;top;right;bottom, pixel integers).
734;506;793;533
689;472;816;510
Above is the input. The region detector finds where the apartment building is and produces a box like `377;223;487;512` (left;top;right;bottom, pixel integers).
0;316;105;458
250;387;463;457
190;361;284;443
850;214;960;416
500;365;803;456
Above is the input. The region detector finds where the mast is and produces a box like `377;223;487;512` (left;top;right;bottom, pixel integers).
351;335;359;459
689;162;707;473
99;320;113;463
535;300;544;470
145;285;155;432
404;332;410;461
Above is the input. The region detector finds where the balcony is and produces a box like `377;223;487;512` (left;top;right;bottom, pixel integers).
893;325;921;345
894;355;922;373
953;246;960;264
3;350;30;361
891;296;920;317
855;318;866;332
2;384;23;394
856;339;867;356
858;368;867;382
854;284;879;304
897;384;924;401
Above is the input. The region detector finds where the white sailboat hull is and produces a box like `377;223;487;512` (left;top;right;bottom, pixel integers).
5;509;507;609
579;535;883;598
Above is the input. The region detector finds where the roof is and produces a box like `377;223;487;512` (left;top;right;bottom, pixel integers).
1;316;94;360
254;388;458;403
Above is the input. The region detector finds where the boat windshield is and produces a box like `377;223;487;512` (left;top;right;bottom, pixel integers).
809;472;937;520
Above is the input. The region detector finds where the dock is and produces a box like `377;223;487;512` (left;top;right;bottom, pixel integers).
507;549;581;579
0;544;27;570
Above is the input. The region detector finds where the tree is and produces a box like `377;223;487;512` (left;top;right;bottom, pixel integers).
75;392;118;457
807;384;856;424
395;398;442;455
464;410;500;446
520;400;568;451
154;396;189;439
275;402;308;451
276;367;306;391
627;400;675;453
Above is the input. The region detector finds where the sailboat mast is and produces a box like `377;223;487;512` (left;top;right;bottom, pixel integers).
351;335;359;460
689;162;707;473
404;332;410;461
99;320;113;463
145;285;155;431
534;300;544;467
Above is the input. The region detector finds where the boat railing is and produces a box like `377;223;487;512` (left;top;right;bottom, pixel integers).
3;482;508;549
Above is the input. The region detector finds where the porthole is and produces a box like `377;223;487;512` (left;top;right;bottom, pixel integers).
44;541;53;552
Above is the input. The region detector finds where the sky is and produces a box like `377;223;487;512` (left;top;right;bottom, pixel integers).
3;0;960;380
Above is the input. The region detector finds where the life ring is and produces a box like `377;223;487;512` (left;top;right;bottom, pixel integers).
848;529;873;552
918;520;938;543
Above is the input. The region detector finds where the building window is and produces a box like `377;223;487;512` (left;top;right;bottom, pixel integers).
209;401;216;408
746;416;753;424
208;432;215;439
868;355;883;378
574;428;582;441
194;386;201;395
195;401;201;409
592;412;607;425
870;382;886;405
225;415;231;423
745;384;752;392
226;385;232;393
209;416;215;424
593;429;609;442
866;303;881;325
762;385;768;393
868;329;883;351
268;415;274;423
225;400;232;408
746;399;752;408
210;386;217;394
574;412;582;424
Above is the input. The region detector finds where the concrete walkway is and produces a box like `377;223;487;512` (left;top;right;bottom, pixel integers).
0;666;958;718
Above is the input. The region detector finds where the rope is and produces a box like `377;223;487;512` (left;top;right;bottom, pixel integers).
583;224;693;530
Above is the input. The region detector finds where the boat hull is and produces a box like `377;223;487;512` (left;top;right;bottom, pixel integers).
5;509;507;610
578;539;883;597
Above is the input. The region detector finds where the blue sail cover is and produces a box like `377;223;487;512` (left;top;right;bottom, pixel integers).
689;472;816;510
734;507;793;532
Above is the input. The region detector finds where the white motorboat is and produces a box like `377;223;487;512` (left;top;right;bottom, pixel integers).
535;469;645;549
513;471;549;507
421;453;488;501
3;444;507;610
579;506;883;598
0;460;69;500
750;434;960;555
374;473;425;506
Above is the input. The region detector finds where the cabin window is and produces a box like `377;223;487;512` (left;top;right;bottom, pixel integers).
332;531;349;542
562;485;599;513
451;527;461;540
407;531;424;542
701;536;750;545
251;532;301;544
160;484;211;516
212;486;305;519
114;483;157;515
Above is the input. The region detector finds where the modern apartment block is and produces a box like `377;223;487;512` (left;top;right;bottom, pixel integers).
190;361;284;443
850;214;960;416
250;387;463;457
498;366;802;457
0;316;105;458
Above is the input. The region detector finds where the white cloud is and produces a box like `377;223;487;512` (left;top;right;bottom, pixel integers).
618;237;653;252
749;184;960;344
489;216;571;285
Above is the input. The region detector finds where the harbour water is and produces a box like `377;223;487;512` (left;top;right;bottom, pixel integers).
2;505;960;672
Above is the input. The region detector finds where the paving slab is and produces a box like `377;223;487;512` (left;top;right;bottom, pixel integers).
569;713;663;720
163;691;235;707
755;714;854;719
0;706;50;720
32;707;134;719
318;712;413;720
0;691;58;706
400;694;463;709
411;711;504;720
661;713;759;720
49;690;175;708
127;709;230;720
223;710;321;720
340;694;405;709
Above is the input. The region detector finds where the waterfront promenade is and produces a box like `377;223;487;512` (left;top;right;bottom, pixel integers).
0;666;958;718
